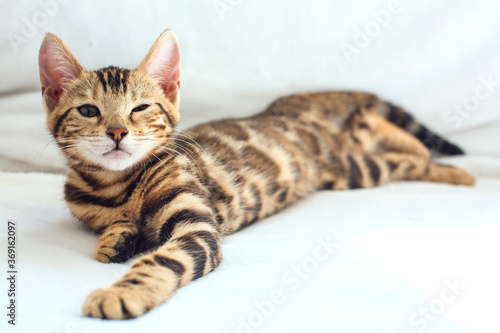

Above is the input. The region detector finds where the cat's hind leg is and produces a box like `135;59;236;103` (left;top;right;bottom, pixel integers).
338;109;475;187
416;163;476;186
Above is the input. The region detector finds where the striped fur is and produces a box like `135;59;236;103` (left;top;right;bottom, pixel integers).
38;31;475;319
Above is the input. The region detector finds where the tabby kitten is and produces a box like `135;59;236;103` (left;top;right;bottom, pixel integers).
38;30;475;319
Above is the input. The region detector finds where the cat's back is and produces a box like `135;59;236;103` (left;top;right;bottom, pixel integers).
175;109;339;233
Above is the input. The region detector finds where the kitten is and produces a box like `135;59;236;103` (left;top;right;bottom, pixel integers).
38;30;475;319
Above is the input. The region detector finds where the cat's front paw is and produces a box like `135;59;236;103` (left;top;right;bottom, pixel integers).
96;231;137;263
82;287;149;319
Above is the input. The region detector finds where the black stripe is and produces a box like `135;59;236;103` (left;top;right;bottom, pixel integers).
160;209;213;243
70;160;103;172
246;183;262;226
141;154;177;193
423;164;430;176
207;176;233;204
154;255;185;277
267;182;280;195
64;168;146;208
106;67;121;93
386;104;401;124
201;137;240;174
278;187;288;203
215;213;224;225
129;112;135;124
414;125;428;141
53;108;71;135
413;126;464;155
136;273;151;278
415;126;458;155
364;155;380;184
113;67;122;92
120;278;141;285
414;125;441;151
438;140;465;155
151;124;166;130
187;231;220;268
96;70;107;92
108;219;133;227
67;156;167;208
347;155;362;189
120;299;133;319
350;132;361;145
399;113;414;129
387;160;398;172
176;236;207;280
322;181;335;190
409;124;464;155
77;171;124;191
121;69;130;92
386;104;414;129
357;122;370;129
140;182;206;225
141;187;190;223
156;103;174;126
99;304;107;319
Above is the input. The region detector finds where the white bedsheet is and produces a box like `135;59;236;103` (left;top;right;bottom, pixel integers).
0;165;499;333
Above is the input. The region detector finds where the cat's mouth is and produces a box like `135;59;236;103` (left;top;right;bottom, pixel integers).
83;144;140;171
103;147;132;157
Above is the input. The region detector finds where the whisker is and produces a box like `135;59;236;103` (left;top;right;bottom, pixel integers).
173;131;205;153
155;146;202;177
173;137;205;155
172;143;203;174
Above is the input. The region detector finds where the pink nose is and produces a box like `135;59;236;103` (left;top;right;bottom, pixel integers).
106;127;128;142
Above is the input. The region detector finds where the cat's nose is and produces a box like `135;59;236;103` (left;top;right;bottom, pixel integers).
106;127;128;143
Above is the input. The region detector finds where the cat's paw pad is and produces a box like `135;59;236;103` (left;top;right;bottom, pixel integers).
96;232;137;263
82;288;148;320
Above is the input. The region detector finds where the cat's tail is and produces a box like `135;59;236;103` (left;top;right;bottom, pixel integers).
381;102;464;156
262;91;465;156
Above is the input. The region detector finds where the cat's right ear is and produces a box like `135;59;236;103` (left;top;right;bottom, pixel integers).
39;33;84;112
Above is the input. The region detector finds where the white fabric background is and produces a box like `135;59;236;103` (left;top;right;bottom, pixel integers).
0;1;499;332
1;0;500;172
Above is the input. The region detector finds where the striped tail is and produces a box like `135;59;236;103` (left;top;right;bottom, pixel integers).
261;91;465;156
384;103;465;156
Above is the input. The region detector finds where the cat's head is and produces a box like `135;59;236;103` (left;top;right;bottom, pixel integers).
38;31;181;171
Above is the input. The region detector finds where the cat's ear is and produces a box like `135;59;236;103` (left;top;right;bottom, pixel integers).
137;30;181;106
39;33;84;112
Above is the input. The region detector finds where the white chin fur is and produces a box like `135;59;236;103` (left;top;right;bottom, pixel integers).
100;150;139;171
81;139;151;171
84;149;142;171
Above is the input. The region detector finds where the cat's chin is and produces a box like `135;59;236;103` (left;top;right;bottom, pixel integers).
86;149;143;172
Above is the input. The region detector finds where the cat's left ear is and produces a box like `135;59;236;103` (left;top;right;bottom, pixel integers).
137;30;181;107
39;33;85;112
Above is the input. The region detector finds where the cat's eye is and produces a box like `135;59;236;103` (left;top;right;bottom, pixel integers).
77;104;100;118
131;104;150;112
